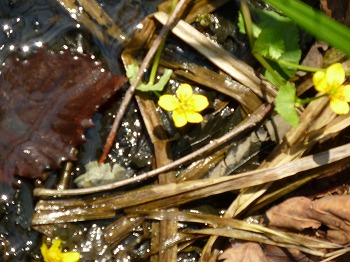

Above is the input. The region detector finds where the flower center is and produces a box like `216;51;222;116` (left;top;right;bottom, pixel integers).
179;98;194;112
329;85;346;101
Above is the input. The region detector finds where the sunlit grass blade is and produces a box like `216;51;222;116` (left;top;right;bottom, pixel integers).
262;0;350;57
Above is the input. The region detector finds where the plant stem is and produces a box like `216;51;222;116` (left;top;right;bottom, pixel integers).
255;53;284;86
99;0;186;164
277;59;324;73
240;0;254;48
240;0;284;86
278;59;350;75
296;94;326;106
148;0;177;85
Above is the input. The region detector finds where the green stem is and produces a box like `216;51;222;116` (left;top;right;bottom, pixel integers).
277;59;324;73
240;0;284;86
240;0;255;48
148;0;178;85
153;91;161;97
278;59;350;75
254;53;284;86
148;40;165;85
296;94;326;106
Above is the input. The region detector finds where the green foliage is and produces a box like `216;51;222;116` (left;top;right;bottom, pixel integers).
275;82;299;127
239;8;301;82
252;28;285;60
262;0;350;57
239;7;302;126
126;63;173;92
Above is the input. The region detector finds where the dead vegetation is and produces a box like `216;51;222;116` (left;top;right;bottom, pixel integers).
31;0;350;261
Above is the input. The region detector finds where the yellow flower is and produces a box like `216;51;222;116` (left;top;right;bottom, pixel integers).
313;63;350;114
41;238;80;262
158;84;209;127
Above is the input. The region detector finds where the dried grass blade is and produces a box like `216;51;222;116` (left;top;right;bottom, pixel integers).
104;216;145;250
33;142;350;224
139;210;340;249
34;103;272;197
191;228;326;257
135;93;178;261
57;0;127;43
153;11;277;102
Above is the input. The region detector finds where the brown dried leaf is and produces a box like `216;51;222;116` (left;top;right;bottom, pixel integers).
0;48;127;184
266;195;350;244
320;0;350;27
264;244;311;262
218;242;268;262
266;197;321;231
298;41;328;76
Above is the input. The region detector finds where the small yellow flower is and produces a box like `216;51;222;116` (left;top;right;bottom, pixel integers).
313;63;350;114
41;238;80;262
158;84;209;127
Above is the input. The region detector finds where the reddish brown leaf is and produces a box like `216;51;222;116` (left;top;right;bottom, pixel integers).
0;48;127;184
266;195;350;244
266;197;321;231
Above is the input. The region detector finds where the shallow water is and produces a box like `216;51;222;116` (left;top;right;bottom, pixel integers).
0;0;160;260
0;1;266;260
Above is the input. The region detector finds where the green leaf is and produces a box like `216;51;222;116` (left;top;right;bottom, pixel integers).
254;9;301;79
253;28;285;60
126;63;139;84
264;67;285;87
262;0;350;57
126;63;172;92
275;82;299;127
238;12;261;36
137;68;173;92
239;8;301;81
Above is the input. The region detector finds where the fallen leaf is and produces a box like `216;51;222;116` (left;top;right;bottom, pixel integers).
298;41;328;76
266;197;321;231
264;244;311;262
320;0;350;27
218;242;268;262
266;195;350;244
0;48;127;184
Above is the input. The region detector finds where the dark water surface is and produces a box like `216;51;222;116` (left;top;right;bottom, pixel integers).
0;0;159;260
0;1;264;260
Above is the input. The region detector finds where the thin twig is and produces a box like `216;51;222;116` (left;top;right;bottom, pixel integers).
99;0;190;163
33;141;350;224
34;103;272;197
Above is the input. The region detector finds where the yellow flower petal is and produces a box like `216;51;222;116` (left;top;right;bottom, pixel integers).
341;85;350;102
186;112;203;123
41;238;80;262
176;84;193;102
41;244;50;262
313;71;328;92
330;98;350;114
50;239;63;253
61;252;81;262
326;63;345;86
172;110;187;127
158;95;180;111
191;95;209;112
